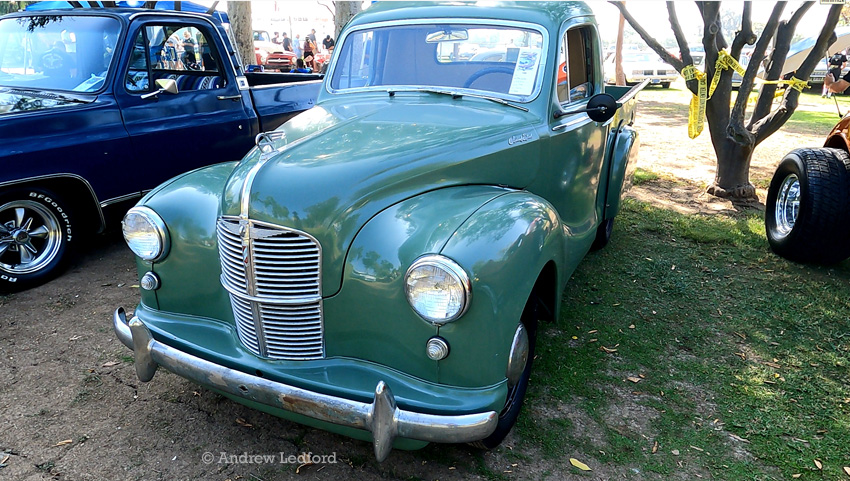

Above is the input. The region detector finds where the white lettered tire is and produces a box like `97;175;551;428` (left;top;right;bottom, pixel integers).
0;189;75;290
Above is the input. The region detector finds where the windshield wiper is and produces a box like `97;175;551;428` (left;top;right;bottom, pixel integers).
387;88;528;112
0;87;94;104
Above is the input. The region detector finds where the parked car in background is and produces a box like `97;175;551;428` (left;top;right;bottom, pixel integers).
114;0;646;461
0;5;321;289
253;29;295;71
604;51;677;88
766;114;850;263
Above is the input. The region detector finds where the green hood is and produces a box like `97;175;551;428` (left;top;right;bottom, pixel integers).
221;94;542;296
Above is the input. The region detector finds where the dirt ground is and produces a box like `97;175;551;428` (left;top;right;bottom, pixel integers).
0;91;828;480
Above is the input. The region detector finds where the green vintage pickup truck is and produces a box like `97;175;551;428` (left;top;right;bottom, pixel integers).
113;1;644;460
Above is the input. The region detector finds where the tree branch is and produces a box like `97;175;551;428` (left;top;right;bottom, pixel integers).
745;2;787;129
611;2;695;92
752;5;842;144
729;2;754;59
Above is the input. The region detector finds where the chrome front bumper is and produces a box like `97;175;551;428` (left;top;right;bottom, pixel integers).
112;308;498;461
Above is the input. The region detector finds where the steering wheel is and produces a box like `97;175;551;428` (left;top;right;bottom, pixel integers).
462;66;514;88
41;49;67;75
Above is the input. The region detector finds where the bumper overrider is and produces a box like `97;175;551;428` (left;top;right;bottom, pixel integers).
112;308;498;461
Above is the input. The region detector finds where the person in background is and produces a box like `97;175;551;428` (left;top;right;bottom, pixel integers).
181;30;196;69
825;50;847;98
289;57;311;73
272;31;281;45
293;34;302;59
282;32;292;52
303;35;316;69
307;29;317;47
322;34;335;52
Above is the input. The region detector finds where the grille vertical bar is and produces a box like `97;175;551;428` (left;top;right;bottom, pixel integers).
217;217;324;360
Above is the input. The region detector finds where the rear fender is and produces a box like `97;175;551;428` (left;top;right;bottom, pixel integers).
603;124;640;220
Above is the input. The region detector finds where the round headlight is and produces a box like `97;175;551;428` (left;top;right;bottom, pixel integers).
122;206;169;261
404;255;471;325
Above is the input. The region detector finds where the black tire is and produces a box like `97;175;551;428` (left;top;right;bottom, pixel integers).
591;218;614;251
0;188;75;291
661;82;671;88
470;297;538;450
765;148;850;264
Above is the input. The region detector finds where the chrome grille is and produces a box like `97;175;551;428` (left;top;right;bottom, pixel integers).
217;216;324;360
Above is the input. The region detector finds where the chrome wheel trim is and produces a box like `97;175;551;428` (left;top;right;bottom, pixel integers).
0;200;63;275
774;174;800;239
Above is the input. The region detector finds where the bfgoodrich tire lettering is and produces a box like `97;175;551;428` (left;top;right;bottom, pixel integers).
0;189;75;290
765;148;850;264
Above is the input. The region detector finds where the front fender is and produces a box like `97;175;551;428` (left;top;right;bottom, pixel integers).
136;161;237;319
324;185;511;386
438;192;565;387
603;125;640;220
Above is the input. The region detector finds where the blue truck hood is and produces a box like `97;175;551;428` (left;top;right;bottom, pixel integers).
221;95;542;296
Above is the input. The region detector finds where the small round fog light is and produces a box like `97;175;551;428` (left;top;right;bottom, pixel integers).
426;337;450;361
140;271;160;291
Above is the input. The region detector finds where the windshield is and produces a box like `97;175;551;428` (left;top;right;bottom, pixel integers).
0;15;121;93
329;22;546;102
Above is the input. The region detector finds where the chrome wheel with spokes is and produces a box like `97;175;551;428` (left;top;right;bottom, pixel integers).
0;189;74;290
0;200;63;275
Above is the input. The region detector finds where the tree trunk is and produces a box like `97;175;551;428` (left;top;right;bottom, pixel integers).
334;1;362;40
227;1;254;69
615;11;626;86
708;140;756;199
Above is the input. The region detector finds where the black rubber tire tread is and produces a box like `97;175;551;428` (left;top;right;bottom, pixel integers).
591;218;614;251
0;188;75;291
765;147;850;264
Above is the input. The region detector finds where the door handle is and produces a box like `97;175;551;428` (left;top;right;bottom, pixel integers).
217;95;241;101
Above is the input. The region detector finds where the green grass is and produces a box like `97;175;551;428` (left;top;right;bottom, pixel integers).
786;107;844;135
515;198;850;480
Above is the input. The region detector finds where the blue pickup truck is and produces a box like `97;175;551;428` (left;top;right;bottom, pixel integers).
0;4;321;289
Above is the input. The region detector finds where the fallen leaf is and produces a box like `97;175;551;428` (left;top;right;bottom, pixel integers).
652;441;658;454
571;336;578;340
639;373;646;379
734;332;746;340
1;454;10;464
815;459;823;470
235;418;252;428
101;361;119;367
628;324;635;329
69;335;82;341
588;329;598;334
626;376;642;383
690;445;704;452
791;474;801;479
671;449;680;456
600;345;618;354
843;466;850;476
296;462;314;474
570;458;591;471
728;433;750;444
53;440;72;447
764;361;781;368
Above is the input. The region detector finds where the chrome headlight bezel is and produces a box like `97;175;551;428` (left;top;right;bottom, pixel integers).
404;255;471;325
122;206;169;262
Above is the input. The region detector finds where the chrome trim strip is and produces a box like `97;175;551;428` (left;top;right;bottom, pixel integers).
100;192;143;207
0;173;105;230
219;280;321;306
113;308;498;461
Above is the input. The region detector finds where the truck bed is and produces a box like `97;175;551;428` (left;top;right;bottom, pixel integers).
246;72;324;132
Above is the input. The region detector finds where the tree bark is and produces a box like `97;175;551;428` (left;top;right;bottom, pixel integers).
615;9;625;86
227;1;254;70
333;1;362;41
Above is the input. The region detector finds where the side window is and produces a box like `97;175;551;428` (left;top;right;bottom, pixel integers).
125;24;224;95
557;26;595;105
125;30;149;93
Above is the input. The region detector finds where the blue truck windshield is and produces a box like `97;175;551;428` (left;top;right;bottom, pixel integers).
0;15;121;93
329;22;546;102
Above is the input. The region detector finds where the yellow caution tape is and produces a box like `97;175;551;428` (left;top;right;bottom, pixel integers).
681;50;809;138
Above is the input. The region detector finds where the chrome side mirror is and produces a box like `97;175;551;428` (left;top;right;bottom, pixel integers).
141;78;179;100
